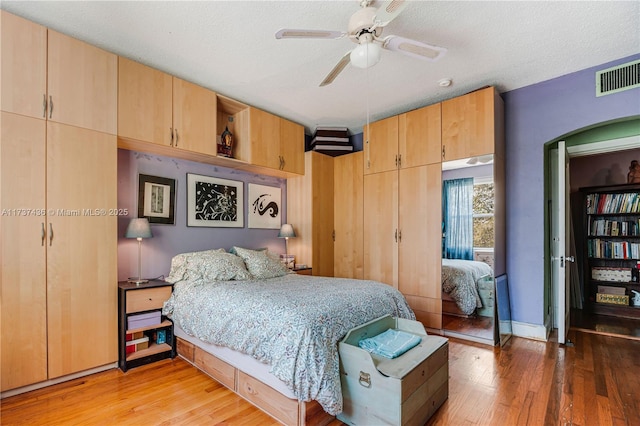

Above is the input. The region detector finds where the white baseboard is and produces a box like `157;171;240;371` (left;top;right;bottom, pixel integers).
511;320;549;341
1;362;118;399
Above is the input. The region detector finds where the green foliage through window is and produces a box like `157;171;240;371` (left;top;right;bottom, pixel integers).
473;183;494;248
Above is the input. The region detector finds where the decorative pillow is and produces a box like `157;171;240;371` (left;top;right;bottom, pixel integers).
232;246;288;279
165;248;228;283
196;251;253;281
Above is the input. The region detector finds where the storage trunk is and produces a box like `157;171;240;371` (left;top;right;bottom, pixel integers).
337;315;448;425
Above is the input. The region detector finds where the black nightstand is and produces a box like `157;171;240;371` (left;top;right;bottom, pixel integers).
292;266;313;275
118;279;176;371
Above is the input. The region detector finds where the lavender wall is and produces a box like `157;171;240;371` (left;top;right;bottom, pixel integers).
117;150;287;282
503;54;640;327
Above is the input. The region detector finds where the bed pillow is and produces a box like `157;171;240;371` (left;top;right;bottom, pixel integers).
166;248;230;283
232;246;288;279
196;251;253;281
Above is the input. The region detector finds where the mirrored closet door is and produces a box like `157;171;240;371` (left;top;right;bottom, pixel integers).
441;155;509;345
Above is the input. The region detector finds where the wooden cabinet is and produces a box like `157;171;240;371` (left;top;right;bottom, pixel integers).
581;184;640;320
118;280;176;371
362;104;443;329
334;152;364;279
441;86;497;161
398;164;443;329
1;11;117;134
364;104;441;174
364;171;399;287
118;57;217;154
287;151;334;276
0;112;48;391
1;113;118;391
364;115;399;174
248;108;304;174
118;60;303;176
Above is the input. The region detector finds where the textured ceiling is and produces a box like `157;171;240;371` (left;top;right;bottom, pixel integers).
3;1;639;134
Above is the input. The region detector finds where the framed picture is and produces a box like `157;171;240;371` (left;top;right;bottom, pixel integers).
138;174;176;225
187;173;244;227
248;183;282;229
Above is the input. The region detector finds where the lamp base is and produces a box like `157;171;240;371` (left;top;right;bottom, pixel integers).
128;278;149;286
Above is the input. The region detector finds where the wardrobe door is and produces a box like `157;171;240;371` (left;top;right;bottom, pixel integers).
363;170;398;288
46;122;117;378
0;11;47;118
398;164;442;329
363;115;398;175
47;30;117;133
334;152;364;279
0;112;48;391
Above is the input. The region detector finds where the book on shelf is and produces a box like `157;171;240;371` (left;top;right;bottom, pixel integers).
125;331;144;342
586;192;640;214
125;336;150;354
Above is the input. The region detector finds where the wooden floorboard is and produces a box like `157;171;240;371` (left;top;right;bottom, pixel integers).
2;330;639;425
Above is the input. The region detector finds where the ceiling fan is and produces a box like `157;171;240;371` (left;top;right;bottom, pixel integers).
275;0;447;87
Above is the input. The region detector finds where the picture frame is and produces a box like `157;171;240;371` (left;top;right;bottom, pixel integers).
248;183;282;229
187;173;244;227
138;174;176;225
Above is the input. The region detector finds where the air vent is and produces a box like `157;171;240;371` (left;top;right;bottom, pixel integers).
596;59;640;97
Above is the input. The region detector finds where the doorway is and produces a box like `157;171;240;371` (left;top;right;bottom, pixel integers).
548;121;640;342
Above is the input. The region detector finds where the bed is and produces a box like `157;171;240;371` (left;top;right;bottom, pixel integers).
161;247;416;425
441;258;494;316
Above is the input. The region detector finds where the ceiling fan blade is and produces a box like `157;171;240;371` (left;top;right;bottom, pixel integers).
275;29;347;40
383;35;447;62
319;51;352;87
373;0;408;27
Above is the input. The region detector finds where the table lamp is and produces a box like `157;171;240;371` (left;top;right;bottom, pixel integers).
125;218;153;285
278;223;296;268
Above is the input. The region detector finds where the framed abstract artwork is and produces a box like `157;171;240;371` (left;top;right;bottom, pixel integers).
138;174;176;225
186;173;244;227
247;183;281;229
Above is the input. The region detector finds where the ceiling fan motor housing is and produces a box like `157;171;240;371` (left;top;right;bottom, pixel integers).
348;7;383;40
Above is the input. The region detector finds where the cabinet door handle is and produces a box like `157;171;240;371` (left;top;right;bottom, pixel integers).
332;230;336;242
395;155;398;168
175;128;179;147
398;230;402;243
442;146;445;160
398;154;402;168
170;128;174;146
281;156;285;170
49;223;54;246
395;229;398;242
49;96;54;119
43;94;47;118
41;222;46;246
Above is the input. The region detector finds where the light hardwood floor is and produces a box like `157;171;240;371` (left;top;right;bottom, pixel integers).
2;330;639;425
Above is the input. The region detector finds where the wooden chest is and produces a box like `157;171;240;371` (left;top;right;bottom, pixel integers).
337;315;448;425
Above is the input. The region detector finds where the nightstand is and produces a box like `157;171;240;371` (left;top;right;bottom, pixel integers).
293;266;312;275
118;279;176;371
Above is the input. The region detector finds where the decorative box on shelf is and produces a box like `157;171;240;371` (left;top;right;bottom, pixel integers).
127;311;161;330
596;293;630;305
591;267;632;282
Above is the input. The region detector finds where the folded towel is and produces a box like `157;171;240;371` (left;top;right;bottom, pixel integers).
358;329;422;359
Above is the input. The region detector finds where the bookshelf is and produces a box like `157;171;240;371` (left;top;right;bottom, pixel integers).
581;183;640;320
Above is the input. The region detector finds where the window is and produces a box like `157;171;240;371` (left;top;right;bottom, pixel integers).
473;181;494;248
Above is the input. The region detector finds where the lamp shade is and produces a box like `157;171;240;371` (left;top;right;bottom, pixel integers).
125;218;153;239
278;223;296;239
350;41;382;69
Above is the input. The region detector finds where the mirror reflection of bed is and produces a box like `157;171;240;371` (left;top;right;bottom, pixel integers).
441;155;510;345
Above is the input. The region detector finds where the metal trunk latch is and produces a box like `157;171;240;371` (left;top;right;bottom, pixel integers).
359;371;371;388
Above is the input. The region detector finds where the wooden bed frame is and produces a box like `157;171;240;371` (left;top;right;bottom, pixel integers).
176;337;334;426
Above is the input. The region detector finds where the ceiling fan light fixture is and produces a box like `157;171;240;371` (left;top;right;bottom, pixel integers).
350;41;382;69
